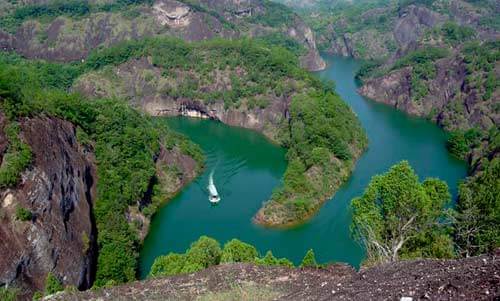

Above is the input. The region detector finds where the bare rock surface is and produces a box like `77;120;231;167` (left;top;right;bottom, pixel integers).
0;115;98;299
47;250;500;300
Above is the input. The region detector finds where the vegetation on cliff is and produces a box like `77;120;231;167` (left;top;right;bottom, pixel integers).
0;0;155;33
0;55;203;287
0;122;32;188
0;34;365;284
77;37;318;110
282;0;497;60
0;0;324;71
454;128;499;257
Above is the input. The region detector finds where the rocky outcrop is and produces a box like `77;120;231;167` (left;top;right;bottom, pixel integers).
393;5;444;51
324;30;394;60
0;0;325;71
73;57;290;142
359;54;499;131
47;249;500;300
288;18;326;71
0;115;97;299
131;143;200;241
319;0;498;60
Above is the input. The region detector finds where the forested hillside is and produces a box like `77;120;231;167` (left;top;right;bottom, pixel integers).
0;52;204;298
0;0;326;70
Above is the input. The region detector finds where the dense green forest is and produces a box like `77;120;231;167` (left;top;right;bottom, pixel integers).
260;90;367;225
0;53;204;287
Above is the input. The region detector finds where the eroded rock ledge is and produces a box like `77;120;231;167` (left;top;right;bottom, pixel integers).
47;250;500;300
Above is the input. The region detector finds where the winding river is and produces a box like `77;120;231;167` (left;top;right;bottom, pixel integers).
139;55;467;277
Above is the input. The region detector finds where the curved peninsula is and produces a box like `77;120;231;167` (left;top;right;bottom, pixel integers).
73;37;368;227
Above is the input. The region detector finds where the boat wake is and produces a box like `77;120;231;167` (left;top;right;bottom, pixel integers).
207;169;220;204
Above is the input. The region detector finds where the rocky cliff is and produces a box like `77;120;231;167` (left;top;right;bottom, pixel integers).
0;0;325;71
74;56;290;142
47;249;500;300
0;106;201;299
0;114;97;299
358;53;499;131
310;0;498;61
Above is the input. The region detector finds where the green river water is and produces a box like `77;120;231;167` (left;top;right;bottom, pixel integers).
139;55;467;277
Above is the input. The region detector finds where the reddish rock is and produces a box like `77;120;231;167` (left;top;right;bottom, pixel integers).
0;116;97;299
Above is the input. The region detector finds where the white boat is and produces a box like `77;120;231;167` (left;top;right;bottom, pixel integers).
207;170;220;204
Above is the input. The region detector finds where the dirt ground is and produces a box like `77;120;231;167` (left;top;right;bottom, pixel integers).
48;249;499;301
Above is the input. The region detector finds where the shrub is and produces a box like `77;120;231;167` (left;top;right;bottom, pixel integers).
0;286;18;301
255;251;294;267
446;129;482;159
149;253;187;277
441;22;476;44
393;47;451;70
45;272;63;295
32;291;43;300
15;206;32;221
150;237;296;278
221;239;259;263
0;123;32;189
185;236;222;268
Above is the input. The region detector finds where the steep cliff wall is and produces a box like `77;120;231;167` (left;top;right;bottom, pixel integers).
358;46;499;132
0;114;97;299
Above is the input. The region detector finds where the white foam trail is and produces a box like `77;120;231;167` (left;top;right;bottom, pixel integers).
207;169;220;203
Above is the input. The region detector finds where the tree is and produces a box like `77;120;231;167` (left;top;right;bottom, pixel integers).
300;249;317;268
454;157;500;257
185;236;222;268
221;239;259;263
15;206;32;221
350;161;453;265
149;253;187;277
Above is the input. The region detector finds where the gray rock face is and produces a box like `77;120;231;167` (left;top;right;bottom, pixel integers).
0;115;97;300
358;55;499;131
393;5;444;48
